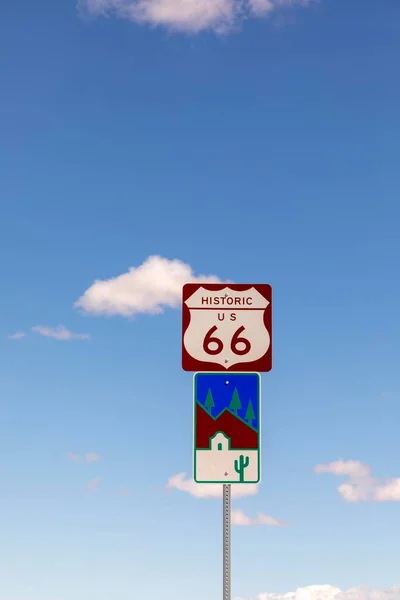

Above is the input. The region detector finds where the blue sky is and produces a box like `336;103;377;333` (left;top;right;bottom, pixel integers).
1;0;400;599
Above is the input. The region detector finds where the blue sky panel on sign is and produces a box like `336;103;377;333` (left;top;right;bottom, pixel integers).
195;372;260;432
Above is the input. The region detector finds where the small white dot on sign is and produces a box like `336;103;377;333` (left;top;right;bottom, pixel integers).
225;381;229;385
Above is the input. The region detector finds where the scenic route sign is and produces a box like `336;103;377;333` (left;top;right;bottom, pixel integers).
193;372;261;484
182;283;272;372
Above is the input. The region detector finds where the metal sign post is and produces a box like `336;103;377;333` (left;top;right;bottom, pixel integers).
223;483;231;600
181;283;272;600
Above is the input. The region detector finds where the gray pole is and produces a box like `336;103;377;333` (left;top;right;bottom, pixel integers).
223;483;231;600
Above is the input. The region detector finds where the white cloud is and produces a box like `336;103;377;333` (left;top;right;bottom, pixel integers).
314;460;371;478
250;585;400;600
67;452;101;462
8;331;26;340
86;476;101;493
32;325;91;341
167;472;258;498
314;459;400;503
74;255;224;318
374;479;400;502
231;508;289;526
78;0;317;34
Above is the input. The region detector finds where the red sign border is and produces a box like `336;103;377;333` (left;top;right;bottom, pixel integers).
181;283;272;372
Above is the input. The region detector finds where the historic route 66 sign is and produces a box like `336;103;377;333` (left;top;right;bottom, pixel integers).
182;283;272;372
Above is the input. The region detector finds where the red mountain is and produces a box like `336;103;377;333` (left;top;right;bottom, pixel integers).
196;403;258;449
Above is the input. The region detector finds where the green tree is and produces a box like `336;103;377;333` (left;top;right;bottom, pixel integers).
229;387;242;416
245;399;255;427
205;389;215;415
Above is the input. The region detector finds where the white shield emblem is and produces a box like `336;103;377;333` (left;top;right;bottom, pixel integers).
183;286;270;369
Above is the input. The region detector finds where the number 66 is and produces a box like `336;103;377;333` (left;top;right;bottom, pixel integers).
203;325;251;356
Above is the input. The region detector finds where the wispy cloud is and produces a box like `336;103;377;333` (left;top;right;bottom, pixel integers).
85;452;101;462
75;255;224;318
167;472;258;499
118;488;133;496
232;509;289;527
314;459;400;503
86;476;101;493
167;474;287;524
8;331;26;340
67;452;101;463
78;0;317;34
67;452;81;461
32;325;91;341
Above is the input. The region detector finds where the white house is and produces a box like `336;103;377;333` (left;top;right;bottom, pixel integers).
211;432;230;451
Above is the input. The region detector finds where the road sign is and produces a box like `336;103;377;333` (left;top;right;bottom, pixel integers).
193;372;261;484
182;283;272;372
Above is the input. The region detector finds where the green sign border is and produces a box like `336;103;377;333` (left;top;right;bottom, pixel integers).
193;372;261;484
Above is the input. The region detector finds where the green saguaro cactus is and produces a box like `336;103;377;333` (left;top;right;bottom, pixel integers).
234;454;250;482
